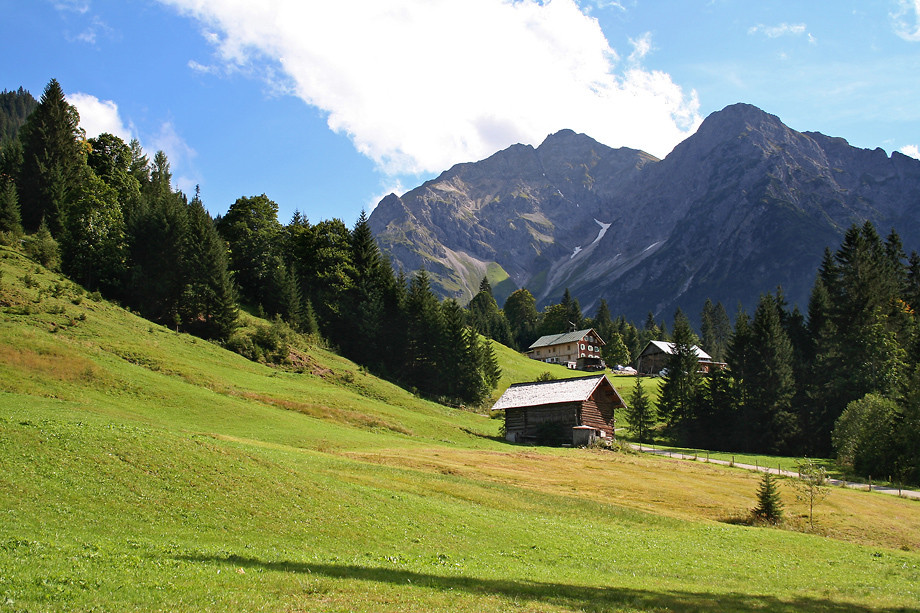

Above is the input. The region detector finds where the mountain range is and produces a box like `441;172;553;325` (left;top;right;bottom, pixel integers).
368;103;920;322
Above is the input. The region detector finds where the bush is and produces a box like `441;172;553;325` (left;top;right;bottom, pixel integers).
22;226;59;270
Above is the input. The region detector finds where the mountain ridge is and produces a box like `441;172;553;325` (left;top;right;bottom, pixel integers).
369;103;920;320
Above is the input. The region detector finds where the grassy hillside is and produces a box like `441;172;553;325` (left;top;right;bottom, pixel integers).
1;245;918;612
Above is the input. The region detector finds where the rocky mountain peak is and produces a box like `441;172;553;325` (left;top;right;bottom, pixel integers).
369;103;920;321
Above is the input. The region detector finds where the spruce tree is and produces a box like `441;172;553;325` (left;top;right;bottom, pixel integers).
560;288;582;330
0;176;22;235
125;151;189;324
657;308;700;429
741;293;798;454
752;472;784;524
626;377;656;448
405;269;445;395
17;79;85;234
181;190;238;340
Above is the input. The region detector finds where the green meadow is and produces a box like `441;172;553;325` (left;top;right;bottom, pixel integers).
1;244;918;612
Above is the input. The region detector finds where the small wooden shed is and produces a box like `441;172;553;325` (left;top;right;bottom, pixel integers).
491;374;626;445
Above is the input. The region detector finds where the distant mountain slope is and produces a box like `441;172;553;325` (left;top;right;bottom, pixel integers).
369;104;920;320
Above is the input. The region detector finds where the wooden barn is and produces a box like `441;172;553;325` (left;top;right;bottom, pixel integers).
491;374;626;445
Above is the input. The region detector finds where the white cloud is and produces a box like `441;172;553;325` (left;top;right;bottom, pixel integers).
628;32;653;64
892;0;920;41
66;92;134;140
52;0;90;14
900;144;920;159
748;23;808;38
157;0;700;173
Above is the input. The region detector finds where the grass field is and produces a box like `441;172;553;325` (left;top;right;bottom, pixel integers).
1;244;919;612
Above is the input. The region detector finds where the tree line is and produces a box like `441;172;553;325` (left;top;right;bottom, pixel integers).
0;79;499;406
653;223;920;483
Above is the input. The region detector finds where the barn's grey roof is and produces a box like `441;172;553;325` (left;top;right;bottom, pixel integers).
642;340;712;361
528;328;604;350
490;374;616;411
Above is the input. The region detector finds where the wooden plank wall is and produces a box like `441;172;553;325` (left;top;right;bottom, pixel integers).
579;399;616;436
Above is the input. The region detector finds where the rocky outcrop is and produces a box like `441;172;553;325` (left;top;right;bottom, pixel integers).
368;103;920;321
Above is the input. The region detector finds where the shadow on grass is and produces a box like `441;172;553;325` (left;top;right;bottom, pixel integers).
177;553;911;613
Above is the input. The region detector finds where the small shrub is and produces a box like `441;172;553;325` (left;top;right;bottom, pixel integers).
89;291;102;302
22;227;60;270
535;371;557;382
20;273;36;288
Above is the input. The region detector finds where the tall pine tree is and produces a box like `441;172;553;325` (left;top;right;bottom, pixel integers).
17;79;85;235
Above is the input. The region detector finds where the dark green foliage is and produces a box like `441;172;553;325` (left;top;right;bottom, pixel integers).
60;169;126;294
700;299;731;363
405;269;445;395
22;221;60;270
833;393;901;480
290;217;354;335
87;133;143;215
560;288;583;330
17;79;85;234
752;472;784;524
537;303;571;337
503;288;540;350
216;193;284;311
0;174;22;235
625;377;655;446
0;87;38;142
467;276;513;347
179;191;238;340
657;308;700;429
125;153;189;324
739;293;798;454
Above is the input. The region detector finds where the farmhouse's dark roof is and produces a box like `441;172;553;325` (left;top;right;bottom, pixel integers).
490;374;611;411
528;328;604;350
642;340;712;361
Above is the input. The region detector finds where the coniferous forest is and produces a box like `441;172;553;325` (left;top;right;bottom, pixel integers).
0;79;500;407
2;79;919;484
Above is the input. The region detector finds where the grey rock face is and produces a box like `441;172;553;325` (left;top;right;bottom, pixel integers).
369;103;920;321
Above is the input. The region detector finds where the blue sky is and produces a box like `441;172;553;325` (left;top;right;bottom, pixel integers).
2;0;919;225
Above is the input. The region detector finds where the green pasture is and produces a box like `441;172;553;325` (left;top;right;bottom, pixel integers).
1;245;918;612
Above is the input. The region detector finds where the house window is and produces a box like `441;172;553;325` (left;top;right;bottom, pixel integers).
581;344;585;350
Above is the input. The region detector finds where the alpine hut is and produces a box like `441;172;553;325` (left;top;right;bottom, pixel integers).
635;340;726;375
492;374;625;445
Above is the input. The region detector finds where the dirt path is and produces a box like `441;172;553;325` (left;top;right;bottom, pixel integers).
632;444;920;501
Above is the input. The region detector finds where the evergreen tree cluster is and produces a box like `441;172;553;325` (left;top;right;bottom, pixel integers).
657;222;920;483
1;79;238;340
2;79;501;408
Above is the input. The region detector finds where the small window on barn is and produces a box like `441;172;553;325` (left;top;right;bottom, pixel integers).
581;344;585;350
